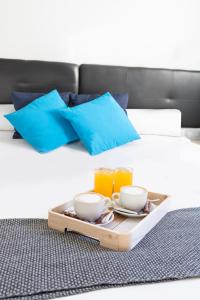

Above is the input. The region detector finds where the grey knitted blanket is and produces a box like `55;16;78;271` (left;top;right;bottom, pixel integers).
1;208;200;299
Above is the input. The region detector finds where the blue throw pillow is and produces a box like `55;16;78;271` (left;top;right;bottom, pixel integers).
61;92;140;155
70;93;128;112
11;91;71;139
5;90;78;153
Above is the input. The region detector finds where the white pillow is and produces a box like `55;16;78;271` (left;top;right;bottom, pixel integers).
127;109;181;137
0;104;15;130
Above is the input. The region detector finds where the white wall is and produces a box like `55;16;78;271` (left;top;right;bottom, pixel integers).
0;0;200;70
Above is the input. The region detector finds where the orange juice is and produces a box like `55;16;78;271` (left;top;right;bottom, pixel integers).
94;168;114;198
113;168;133;193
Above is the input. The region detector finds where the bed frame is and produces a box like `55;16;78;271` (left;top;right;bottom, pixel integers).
0;58;200;127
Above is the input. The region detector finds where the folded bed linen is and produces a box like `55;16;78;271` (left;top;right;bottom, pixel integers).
0;131;200;219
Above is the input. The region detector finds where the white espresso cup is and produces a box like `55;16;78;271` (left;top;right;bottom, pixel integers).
112;186;148;212
74;192;110;222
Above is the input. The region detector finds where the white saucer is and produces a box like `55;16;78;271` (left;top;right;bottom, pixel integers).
64;207;114;226
113;202;156;218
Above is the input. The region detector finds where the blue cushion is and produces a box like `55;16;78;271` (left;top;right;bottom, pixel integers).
5;90;78;153
11;91;71;139
70;93;128;112
61;92;140;155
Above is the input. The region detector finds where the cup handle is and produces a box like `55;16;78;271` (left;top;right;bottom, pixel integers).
112;192;120;201
104;197;113;208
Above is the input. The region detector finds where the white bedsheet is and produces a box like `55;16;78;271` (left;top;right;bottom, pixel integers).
1;131;200;299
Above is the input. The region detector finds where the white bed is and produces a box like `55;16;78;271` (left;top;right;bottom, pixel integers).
1;131;200;299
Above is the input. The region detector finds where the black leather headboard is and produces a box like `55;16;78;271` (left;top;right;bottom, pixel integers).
0;58;78;104
0;59;200;127
80;64;200;127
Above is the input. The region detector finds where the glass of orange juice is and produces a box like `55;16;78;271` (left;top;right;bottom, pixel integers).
94;168;114;198
113;167;133;193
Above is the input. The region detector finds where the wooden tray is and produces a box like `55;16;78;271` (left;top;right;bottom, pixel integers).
48;191;171;251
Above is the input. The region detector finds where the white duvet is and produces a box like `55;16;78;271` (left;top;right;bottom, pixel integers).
1;131;200;299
